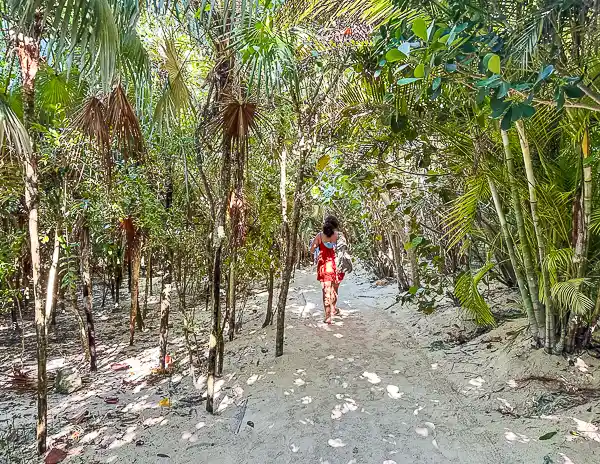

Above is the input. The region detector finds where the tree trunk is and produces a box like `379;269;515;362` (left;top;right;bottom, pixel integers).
263;257;276;327
276;141;308;357
227;254;236;341
129;233;144;345
148;251;153;295
389;232;410;292
143;250;150;320
17;22;45;454
515;121;556;351
69;286;90;361
489;178;539;340
158;253;172;371
45;229;60;330
573;127;592;278
206;137;232;414
80;225;97;371
501;129;545;341
404;214;420;287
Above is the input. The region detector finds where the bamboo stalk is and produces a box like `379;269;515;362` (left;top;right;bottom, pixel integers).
488;177;539;340
501;129;545;342
515;120;556;352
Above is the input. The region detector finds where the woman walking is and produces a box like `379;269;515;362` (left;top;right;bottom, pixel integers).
310;218;339;324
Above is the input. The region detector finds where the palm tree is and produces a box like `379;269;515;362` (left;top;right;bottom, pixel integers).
2;0;144;453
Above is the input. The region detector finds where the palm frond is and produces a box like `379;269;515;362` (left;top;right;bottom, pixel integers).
8;0;141;86
551;278;594;316
445;176;489;249
106;84;145;160
0;97;32;156
454;261;496;327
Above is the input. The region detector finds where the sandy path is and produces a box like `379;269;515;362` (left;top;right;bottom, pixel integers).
76;268;595;464
6;268;597;463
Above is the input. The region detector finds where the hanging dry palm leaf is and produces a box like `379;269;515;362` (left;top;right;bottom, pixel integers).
70;95;112;173
106;84;145;161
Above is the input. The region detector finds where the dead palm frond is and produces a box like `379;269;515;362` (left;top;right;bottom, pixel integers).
106;84;145;161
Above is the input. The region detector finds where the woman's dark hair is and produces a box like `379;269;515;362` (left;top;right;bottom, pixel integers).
323;222;335;238
324;215;339;229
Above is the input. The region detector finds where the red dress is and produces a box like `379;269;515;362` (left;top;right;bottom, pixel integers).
317;239;337;282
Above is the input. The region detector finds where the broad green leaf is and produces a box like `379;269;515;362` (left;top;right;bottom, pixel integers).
412;18;428;41
445;63;457;72
386;48;405;62
537;65;554;82
414;63;425;78
501;107;513;130
563;85;584;98
487;54;501;74
491;99;509;118
316;155;330;171
521;104;536;118
497;81;510;99
432;77;442;90
397;77;420;85
555;87;565;111
399;42;411;56
539;431;558;441
374;69;382;78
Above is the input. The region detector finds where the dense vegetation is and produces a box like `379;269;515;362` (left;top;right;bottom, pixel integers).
3;0;600;455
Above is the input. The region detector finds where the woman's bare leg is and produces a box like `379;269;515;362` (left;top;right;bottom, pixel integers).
333;282;340;316
322;281;333;323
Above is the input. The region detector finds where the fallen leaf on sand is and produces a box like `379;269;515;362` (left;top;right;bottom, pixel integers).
468;377;485;388
45;448;68;464
326;355;335;360
383;461;398;464
290;444;299;453
104;397;119;404
333;333;344;338
386;385;403;399
301;396;312;404
572;418;600;442
362;372;381;384
158;398;171;407
247;374;259;385
575;358;589;373
328;438;346;448
539;431;557;440
110;363;130;371
294;378;306;386
560;453;575;464
415;427;429;437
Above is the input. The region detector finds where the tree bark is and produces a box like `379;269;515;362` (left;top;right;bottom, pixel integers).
263;254;276;328
80;225;97;371
158;254;172;371
227;254;236;341
69;286;90;361
515;121;556;351
129;232;144;345
276;140;308;357
17;21;46;454
573;127;592;278
501;129;545;341
489;178;539;340
206;137;232;414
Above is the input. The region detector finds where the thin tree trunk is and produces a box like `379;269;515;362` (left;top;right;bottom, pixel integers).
489;178;539;340
276;141;308;357
129;233;144;345
158;253;172;371
50;268;59;327
80;225;97;371
148;251;153;295
69;286;90;361
404;214;420;287
263;256;276;328
45;229;60;328
207;137;232;414
501;129;545;341
573;127;592;278
143;249;150;320
17;23;46;453
515;121;556;352
228;254;236;341
389;232;410;292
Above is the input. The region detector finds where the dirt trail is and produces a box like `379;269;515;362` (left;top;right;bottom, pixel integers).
2;268;599;463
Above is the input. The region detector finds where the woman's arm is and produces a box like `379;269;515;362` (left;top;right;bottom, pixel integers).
310;233;320;253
